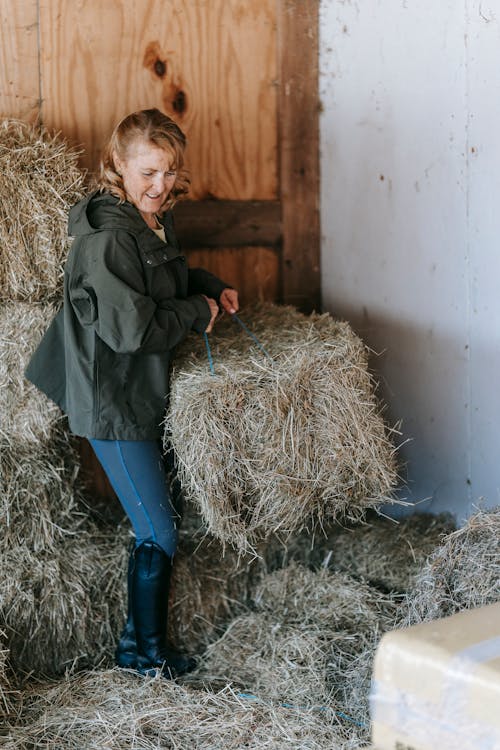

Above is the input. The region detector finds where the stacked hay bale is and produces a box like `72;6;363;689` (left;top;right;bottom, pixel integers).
0;627;19;725
0;119;132;677
263;511;456;594
166;304;400;554
193;562;397;735
402;506;500;625
0;119;85;303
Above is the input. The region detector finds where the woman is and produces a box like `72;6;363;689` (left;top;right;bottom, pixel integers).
26;108;239;678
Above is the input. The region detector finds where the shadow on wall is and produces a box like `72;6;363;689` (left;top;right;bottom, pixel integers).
332;305;477;523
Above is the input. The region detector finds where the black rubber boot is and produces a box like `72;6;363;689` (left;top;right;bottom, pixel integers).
115;545;137;669
129;541;195;678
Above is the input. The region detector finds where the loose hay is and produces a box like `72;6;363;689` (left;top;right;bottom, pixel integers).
0;301;63;443
402;506;500;625
3;670;363;750
0;118;86;302
166;303;399;553
193;612;332;706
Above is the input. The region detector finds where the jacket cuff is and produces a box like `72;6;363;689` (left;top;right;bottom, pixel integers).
190;294;212;334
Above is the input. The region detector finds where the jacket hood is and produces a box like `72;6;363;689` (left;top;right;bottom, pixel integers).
68;191;160;237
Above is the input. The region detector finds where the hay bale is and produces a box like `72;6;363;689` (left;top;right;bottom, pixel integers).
193;562;396;733
0;525;129;676
0;301;63;443
0;629;19;723
0;433;86;551
3;670;358;749
193;612;331;706
252;562;396;726
265;511;455;593
320;512;456;592
0;119;86;302
166;303;399;553
402;506;500;625
252;562;395;632
169;529;261;653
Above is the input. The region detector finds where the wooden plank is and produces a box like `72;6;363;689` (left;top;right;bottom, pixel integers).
0;0;40;121
278;0;321;313
186;246;280;306
174;200;281;248
39;0;278;200
38;0;138;172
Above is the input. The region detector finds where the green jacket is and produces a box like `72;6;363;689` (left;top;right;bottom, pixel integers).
26;192;227;439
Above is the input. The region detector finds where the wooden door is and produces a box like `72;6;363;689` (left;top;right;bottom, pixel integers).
0;0;320;498
0;0;319;310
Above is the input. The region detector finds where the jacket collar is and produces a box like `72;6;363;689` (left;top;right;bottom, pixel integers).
135;222;183;266
70;191;184;265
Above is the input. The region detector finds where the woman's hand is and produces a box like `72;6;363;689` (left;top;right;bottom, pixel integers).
219;288;239;315
202;295;219;333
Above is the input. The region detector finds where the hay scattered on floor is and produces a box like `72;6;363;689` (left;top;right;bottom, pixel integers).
402;506;500;625
0;301;63;443
193;612;332;706
166;303;399;553
3;670;362;750
4;506;496;748
0;119;86;302
0;525;129;676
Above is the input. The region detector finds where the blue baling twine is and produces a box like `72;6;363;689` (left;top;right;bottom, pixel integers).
203;312;273;377
236;692;367;728
203;332;215;376
231;312;274;362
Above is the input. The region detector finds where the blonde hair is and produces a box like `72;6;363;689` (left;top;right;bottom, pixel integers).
97;109;190;211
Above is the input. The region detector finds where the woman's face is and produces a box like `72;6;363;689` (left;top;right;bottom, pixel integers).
115;139;177;219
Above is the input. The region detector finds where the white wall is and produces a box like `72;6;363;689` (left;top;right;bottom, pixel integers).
319;0;500;521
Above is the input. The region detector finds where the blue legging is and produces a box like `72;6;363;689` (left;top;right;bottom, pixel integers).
89;439;178;557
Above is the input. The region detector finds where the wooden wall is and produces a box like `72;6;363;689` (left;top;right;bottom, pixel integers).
0;0;319;310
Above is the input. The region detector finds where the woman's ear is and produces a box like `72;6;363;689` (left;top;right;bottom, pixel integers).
113;152;123;177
